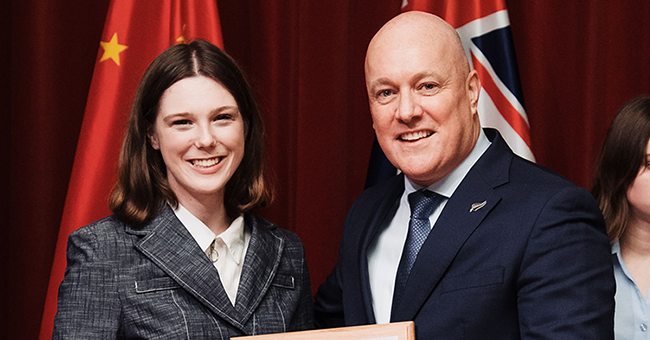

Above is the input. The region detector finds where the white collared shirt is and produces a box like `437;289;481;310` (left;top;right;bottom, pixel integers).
367;130;491;323
173;204;251;305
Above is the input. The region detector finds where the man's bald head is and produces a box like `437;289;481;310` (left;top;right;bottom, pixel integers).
363;11;481;186
366;11;470;79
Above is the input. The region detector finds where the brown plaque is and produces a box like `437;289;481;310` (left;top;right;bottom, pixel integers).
235;321;415;340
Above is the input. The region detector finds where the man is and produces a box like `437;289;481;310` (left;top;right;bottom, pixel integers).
314;11;615;339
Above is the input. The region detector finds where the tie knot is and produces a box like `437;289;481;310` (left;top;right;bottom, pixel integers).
408;190;443;219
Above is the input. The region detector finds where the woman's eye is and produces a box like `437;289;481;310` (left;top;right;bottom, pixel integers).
173;119;191;125
215;114;233;121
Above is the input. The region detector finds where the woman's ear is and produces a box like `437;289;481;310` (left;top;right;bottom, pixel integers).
148;133;160;150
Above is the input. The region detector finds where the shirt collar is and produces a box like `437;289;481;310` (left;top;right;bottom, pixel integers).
172;203;247;264
405;128;491;197
216;214;246;264
611;240;623;267
611;240;621;255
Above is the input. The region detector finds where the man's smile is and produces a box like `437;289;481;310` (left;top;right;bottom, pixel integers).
398;130;434;141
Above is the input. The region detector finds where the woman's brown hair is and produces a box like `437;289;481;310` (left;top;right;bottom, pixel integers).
109;39;271;226
592;95;650;244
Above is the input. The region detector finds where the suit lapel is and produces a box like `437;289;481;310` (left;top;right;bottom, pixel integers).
391;129;512;321
132;207;247;331
391;174;501;321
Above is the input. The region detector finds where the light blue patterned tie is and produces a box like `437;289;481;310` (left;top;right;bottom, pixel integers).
392;189;444;314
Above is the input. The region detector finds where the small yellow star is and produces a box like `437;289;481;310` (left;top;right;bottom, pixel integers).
176;24;188;44
99;33;128;65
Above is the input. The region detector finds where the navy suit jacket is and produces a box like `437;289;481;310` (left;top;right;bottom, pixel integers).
53;206;313;339
314;129;615;339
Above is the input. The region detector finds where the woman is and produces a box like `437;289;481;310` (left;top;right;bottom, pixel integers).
53;40;313;339
592;95;650;340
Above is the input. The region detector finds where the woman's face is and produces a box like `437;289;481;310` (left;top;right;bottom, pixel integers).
627;137;650;223
149;76;245;205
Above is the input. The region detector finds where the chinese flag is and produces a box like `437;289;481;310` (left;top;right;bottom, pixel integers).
38;1;223;338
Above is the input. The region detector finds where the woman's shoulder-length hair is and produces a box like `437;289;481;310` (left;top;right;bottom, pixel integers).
592;94;650;244
109;39;272;227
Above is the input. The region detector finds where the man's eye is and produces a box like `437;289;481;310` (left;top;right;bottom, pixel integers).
422;83;436;90
378;90;393;97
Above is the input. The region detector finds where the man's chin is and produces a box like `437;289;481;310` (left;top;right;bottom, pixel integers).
401;168;438;187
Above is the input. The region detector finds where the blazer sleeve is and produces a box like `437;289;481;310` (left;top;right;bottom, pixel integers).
287;233;315;331
53;224;122;339
517;186;615;339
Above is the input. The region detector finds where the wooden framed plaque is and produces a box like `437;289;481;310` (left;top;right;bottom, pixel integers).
235;321;415;340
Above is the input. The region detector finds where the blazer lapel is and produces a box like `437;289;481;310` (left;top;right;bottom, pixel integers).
391;129;511;321
233;215;283;330
132;207;247;331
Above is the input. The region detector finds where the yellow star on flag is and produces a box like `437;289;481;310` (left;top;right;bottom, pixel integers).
99;33;128;65
176;24;188;44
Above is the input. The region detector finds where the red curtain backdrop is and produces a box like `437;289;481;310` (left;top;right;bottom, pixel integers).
3;0;650;338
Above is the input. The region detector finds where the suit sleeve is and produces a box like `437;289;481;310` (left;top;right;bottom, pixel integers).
313;244;346;329
52;225;122;339
517;186;615;339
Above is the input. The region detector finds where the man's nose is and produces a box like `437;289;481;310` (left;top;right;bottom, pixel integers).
396;91;422;123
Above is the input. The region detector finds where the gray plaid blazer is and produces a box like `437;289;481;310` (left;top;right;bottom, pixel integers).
53;206;314;339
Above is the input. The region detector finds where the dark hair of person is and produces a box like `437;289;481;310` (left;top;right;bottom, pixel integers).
592;95;650;244
109;39;271;226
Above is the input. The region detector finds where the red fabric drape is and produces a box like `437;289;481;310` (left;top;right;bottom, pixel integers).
508;1;650;187
3;0;650;338
3;1;112;339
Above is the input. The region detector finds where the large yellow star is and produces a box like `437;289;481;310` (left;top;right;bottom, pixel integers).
99;33;128;66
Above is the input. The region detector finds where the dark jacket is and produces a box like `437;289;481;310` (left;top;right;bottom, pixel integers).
314;129;615;339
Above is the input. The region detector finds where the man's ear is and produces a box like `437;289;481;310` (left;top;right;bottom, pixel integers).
466;70;481;115
148;133;160;150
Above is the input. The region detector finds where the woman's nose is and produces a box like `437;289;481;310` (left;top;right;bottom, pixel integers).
195;125;217;148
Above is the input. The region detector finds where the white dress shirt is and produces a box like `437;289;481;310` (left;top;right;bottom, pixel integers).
367;130;491;323
173;204;251;305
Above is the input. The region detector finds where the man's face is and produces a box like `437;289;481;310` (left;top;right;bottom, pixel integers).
365;22;480;186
